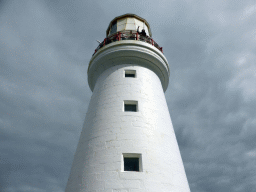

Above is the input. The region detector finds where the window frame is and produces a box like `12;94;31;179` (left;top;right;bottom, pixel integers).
123;100;138;112
122;153;143;172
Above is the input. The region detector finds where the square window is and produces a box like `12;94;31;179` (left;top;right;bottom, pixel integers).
124;158;139;171
122;153;142;172
125;70;136;78
124;100;138;112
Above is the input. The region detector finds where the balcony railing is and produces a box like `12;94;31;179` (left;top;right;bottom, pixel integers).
93;30;163;55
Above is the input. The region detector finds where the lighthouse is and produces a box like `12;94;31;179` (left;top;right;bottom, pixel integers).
65;14;190;192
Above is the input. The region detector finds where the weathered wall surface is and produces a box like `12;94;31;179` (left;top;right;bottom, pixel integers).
65;65;190;192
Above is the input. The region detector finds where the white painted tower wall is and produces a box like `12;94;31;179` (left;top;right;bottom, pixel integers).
65;15;190;192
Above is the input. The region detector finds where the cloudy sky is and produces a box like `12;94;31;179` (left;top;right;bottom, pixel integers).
0;0;256;191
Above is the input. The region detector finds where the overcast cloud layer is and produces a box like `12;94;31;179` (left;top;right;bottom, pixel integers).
0;0;256;191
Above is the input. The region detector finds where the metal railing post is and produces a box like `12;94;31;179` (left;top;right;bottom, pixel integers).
118;32;121;41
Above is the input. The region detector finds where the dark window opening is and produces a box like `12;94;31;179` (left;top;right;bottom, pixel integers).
124;157;139;171
125;73;135;78
125;104;137;112
125;70;136;78
110;20;117;34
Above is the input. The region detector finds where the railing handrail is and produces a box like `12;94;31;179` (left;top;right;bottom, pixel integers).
93;30;163;55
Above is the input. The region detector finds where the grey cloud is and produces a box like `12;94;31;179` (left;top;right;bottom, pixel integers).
1;0;256;191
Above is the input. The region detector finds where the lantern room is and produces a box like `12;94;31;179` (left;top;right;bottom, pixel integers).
106;13;152;37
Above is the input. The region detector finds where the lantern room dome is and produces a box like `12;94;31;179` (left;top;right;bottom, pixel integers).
106;13;152;37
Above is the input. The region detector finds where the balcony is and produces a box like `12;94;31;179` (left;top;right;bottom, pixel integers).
93;30;163;55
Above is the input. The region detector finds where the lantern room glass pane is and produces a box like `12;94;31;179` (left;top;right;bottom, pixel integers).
126;23;136;31
107;16;151;37
117;24;126;31
127;17;135;23
118;18;127;25
110;21;117;34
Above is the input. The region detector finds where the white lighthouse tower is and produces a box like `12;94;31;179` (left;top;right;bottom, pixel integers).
65;14;190;192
